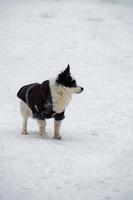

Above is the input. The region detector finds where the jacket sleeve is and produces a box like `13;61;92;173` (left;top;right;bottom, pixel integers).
54;111;65;121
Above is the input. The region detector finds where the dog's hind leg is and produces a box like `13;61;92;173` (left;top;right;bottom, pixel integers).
20;100;32;135
22;117;28;135
37;119;46;137
54;120;62;140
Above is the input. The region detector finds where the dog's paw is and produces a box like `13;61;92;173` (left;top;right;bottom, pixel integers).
21;130;29;135
40;131;46;137
54;135;62;140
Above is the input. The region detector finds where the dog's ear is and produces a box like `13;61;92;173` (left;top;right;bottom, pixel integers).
64;64;70;76
56;64;71;85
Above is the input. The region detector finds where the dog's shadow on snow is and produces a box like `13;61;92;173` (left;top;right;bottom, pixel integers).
19;131;83;143
20;130;99;144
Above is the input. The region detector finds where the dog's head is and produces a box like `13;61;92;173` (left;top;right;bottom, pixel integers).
56;65;84;94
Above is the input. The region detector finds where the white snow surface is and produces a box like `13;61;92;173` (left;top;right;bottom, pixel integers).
0;0;133;200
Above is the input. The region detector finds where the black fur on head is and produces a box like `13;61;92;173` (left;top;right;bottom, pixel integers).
56;64;77;87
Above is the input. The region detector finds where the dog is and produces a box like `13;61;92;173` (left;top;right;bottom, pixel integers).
17;65;84;139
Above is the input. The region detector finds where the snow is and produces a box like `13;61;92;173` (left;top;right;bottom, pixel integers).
0;0;133;199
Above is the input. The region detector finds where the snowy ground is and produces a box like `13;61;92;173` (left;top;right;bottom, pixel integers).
0;0;133;199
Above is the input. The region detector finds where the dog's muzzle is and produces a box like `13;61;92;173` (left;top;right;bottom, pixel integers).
76;86;84;94
80;87;84;92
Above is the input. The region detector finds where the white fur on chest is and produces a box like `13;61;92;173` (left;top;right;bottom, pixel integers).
49;79;72;113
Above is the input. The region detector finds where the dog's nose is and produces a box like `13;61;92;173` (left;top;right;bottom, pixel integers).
81;87;84;92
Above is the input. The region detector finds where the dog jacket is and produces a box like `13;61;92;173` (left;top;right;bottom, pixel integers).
17;80;65;121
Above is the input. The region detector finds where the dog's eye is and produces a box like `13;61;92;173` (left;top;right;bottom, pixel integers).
71;80;76;87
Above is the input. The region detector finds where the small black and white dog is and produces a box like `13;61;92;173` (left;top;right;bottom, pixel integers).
17;65;84;139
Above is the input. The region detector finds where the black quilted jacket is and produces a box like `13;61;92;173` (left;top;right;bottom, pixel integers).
17;80;65;121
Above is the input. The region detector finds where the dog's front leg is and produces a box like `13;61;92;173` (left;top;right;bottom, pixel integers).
37;119;46;137
54;120;62;140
